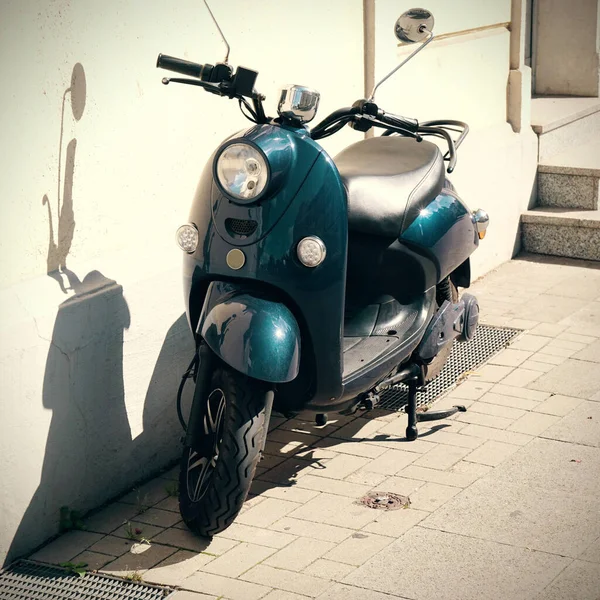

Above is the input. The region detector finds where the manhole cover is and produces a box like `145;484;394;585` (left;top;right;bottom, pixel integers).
0;560;174;599
378;324;521;411
359;491;410;510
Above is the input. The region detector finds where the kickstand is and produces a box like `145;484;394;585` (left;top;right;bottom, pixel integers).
405;376;467;441
405;379;420;441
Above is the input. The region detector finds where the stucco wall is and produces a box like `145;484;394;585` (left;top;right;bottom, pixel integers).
0;0;364;564
0;0;537;565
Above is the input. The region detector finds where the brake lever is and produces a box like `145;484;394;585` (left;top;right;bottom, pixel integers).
161;77;223;96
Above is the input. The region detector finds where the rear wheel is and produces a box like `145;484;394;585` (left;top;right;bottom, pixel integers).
179;365;269;537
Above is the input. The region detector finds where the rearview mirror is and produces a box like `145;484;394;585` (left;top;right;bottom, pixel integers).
395;8;435;44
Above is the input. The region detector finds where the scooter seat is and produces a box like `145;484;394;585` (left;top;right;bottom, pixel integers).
334;136;445;238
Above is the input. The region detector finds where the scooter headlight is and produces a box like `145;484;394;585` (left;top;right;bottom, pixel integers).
216;143;269;201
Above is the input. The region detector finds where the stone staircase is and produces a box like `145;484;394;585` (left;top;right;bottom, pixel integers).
521;97;600;261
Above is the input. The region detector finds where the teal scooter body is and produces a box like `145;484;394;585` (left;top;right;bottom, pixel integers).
185;123;348;406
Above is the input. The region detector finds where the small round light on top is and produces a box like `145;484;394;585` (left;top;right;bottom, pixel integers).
297;236;326;267
176;224;198;253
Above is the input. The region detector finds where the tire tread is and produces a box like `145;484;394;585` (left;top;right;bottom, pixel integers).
179;366;267;537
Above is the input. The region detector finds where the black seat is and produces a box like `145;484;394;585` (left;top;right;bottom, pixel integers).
334;136;445;238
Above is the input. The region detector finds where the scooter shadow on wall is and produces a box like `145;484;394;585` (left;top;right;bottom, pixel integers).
4;63;191;566
5;63;134;565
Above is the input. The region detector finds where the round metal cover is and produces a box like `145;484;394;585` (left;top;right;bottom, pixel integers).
359;491;410;510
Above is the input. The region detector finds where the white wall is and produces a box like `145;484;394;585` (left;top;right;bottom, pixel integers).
0;0;364;564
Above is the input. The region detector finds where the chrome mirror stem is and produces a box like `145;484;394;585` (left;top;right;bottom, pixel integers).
369;29;434;102
203;0;231;63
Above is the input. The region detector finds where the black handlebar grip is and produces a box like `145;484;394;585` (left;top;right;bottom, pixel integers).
387;113;419;133
156;54;212;80
395;115;419;132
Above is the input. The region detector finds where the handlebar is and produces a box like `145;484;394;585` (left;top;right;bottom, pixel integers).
156;54;213;80
378;111;419;134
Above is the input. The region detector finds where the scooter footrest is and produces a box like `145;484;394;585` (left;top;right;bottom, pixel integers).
416;405;466;422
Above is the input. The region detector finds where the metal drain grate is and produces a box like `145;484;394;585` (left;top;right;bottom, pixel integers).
0;560;173;600
378;324;521;411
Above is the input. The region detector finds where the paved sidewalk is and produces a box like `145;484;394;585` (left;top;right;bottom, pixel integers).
25;254;600;600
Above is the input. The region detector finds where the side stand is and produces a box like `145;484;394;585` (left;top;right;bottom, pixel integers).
405;376;467;441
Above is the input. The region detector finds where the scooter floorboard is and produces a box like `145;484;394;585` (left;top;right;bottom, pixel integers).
343;335;401;378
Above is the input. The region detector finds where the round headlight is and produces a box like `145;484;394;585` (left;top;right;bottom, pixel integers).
297;236;326;267
176;224;198;253
216;143;269;201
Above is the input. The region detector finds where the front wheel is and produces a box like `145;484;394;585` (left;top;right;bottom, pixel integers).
179;365;269;537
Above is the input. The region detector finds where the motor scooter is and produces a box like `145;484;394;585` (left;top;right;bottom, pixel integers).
157;4;489;537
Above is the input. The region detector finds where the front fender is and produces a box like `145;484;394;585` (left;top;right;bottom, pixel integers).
198;283;300;383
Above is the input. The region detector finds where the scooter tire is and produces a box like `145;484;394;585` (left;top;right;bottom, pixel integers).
179;365;268;537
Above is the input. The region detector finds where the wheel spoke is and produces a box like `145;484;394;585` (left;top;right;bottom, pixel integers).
190;455;209;501
205;389;225;434
186;387;227;503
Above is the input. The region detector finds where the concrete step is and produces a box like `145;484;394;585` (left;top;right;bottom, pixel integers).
521;208;600;261
531;96;600;163
537;142;600;210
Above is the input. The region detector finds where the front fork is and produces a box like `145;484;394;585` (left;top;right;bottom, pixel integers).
183;342;273;454
185;343;214;450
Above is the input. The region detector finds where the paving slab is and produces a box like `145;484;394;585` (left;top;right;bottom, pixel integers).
361;507;429;538
287;493;380;530
573;338;600;362
344;526;570;600
215;522;297;549
262;591;310;600
143;550;215;586
541;400;600;447
101;542;178;575
527;358;600;399
532;394;585;416
269;517;353;543
504;293;588;323
264;537;335;572
487;437;600;495
152;527;238;554
28;530;104;564
89;534;134;557
323;532;393;566
168;592;217;600
302;559;355;582
533;560;600;600
84;502;141;534
182;571;270;600
318;583;409;599
200;542;275;578
559;301;600;337
421;439;600;558
70;550;115;570
464;439;521;466
507;412;561;436
240;564;334;597
579;536;600;563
